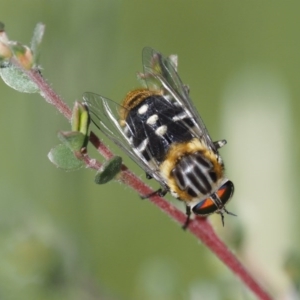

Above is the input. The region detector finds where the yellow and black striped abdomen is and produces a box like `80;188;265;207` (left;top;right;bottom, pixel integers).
159;138;224;203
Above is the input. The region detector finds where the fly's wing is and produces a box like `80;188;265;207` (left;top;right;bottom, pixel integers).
141;47;217;153
83;92;163;181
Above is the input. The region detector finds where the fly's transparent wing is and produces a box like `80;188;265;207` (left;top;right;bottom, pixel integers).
83;92;161;179
142;47;184;97
142;47;217;152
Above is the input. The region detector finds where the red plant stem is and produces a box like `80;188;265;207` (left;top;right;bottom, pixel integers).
16;64;272;300
89;131;114;160
28;69;72;119
189;220;271;300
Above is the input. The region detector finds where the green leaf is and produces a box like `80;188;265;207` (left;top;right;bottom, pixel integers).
48;144;84;171
0;63;39;93
57;131;87;152
30;23;45;65
95;156;122;184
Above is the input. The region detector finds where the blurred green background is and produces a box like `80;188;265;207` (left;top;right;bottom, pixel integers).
1;1;300;299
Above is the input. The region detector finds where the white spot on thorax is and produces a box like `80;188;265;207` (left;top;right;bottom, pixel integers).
155;125;167;136
172;111;188;122
138;104;148;115
146;114;158;125
136;138;149;152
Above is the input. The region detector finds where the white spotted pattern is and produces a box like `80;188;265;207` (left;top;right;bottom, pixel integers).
146;114;158;125
172;111;188;122
136;138;149;153
155;125;167;136
138;104;148;115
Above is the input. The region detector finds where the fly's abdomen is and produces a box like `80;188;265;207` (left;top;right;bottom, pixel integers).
172;152;218;198
159;138;224;203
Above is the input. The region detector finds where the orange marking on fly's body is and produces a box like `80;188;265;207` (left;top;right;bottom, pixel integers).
159;138;224;203
119;88;162;126
201;198;214;209
216;187;226;197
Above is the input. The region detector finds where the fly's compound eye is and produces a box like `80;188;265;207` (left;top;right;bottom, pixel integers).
192;180;234;216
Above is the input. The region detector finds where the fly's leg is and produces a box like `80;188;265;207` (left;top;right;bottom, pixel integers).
145;173;152;180
216;208;237;226
182;205;191;230
213;139;227;150
140;188;168;200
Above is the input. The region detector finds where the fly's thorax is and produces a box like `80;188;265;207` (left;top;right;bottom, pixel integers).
120;91;195;165
119;88;162;126
159;138;224;202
